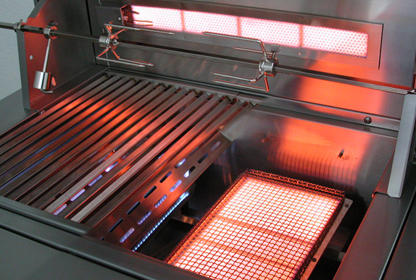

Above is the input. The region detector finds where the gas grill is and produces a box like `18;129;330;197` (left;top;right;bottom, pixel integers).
1;0;416;279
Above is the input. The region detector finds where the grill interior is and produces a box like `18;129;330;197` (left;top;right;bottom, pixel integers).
1;0;413;278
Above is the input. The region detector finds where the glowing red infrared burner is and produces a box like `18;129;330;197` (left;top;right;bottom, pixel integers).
166;170;346;279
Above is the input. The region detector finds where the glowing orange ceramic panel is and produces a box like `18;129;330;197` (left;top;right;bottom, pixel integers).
303;26;368;57
131;5;369;58
167;170;344;279
240;17;301;47
131;6;183;31
183;11;238;35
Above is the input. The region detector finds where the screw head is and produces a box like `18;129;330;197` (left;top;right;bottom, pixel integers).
364;116;372;124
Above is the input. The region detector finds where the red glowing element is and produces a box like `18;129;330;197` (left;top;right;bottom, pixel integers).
303;26;368;57
241;17;301;47
167;170;344;280
183;11;238;35
131;6;183;31
131;5;369;57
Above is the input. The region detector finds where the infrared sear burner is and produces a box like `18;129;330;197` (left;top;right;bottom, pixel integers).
167;170;350;280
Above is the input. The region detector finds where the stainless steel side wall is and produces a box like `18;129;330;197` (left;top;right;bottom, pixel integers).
203;106;396;208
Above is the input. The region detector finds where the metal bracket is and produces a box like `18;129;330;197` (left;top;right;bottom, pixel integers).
120;4;153;27
96;23;174;68
33;22;57;93
13;19;25;32
204;32;279;92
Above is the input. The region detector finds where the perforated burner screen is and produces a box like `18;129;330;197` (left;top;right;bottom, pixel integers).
166;170;345;280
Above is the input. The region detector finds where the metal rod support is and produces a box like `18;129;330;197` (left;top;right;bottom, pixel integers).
0;21;410;95
0;21;14;30
42;38;51;72
52;30;100;43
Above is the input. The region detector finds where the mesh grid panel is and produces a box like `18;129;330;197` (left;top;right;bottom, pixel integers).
131;5;369;57
240;17;301;47
184;11;238;35
303;26;368;57
167;170;344;280
131;6;183;31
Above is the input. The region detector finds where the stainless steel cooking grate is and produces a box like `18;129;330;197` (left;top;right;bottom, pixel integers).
0;72;251;249
167;170;345;279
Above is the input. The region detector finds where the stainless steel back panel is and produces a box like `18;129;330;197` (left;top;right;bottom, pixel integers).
82;0;415;125
125;0;416;88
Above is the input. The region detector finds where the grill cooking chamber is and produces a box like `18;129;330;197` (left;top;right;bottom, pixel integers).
1;0;416;279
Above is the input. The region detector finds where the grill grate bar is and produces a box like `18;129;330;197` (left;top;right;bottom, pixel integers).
0;76;120;159
0;72;252;252
0;78;130;180
2;80;151;200
60;92;210;220
44;88;194;214
0;74;111;148
88;100;251;248
69;94;221;222
0;79;146;196
91;133;233;247
84;96;233;226
13;83;163;205
27;85;172;209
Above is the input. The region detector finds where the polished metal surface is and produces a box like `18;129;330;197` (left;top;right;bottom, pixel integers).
205;32;278;92
32;23;57;93
335;174;416;280
0;199;209;280
384;171;416;280
215;105;396;207
0;89;33;135
2;0;408;122
96;23;173;68
302;198;352;280
0;0;409;122
388;93;416;197
135;0;415;88
0;228;136;280
126;0;383;70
